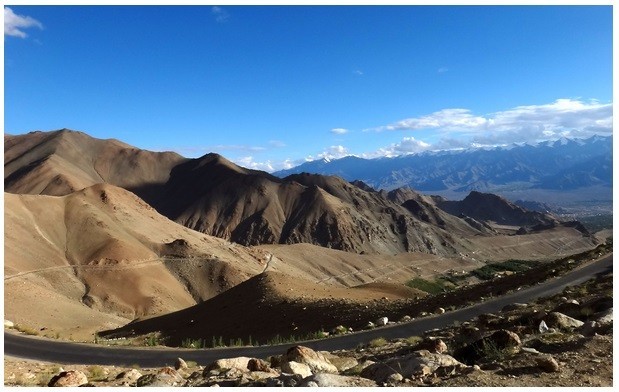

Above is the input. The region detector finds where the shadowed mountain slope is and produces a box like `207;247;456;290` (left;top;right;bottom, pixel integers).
144;162;489;255
98;270;429;344
435;191;559;227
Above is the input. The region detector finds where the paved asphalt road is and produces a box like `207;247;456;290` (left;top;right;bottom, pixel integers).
4;255;612;367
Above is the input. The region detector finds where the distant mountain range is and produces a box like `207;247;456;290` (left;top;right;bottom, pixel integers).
274;136;612;194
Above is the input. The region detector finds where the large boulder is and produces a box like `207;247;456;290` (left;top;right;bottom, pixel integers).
594;308;613;325
48;370;89;387
300;373;378;387
417;337;448;354
284;346;338;374
544;312;584;330
551;301;582;319
281;361;312;378
136;367;184;387
204;356;253;373
115;369;143;385
360;350;464;383
326;356;358;372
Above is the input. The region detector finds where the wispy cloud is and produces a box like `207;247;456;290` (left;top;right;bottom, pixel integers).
364;99;613;146
4;7;43;38
366;108;487;132
211;6;230;23
353;70;364;76
437;66;449;74
330;128;349;135
268;140;287;148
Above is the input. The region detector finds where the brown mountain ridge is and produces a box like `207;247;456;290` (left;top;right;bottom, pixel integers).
5;129;585;256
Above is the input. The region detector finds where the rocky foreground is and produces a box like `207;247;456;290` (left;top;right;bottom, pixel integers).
5;272;612;387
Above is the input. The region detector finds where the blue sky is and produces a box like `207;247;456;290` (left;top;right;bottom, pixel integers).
4;5;613;171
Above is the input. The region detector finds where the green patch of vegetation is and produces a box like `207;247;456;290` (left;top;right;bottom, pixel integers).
144;333;163;346
369;337;389;348
87;365;107;381
404;335;423;346
406;277;451;294
471;259;538;280
577;214;613;233
538;331;575;344
182;337;207;348
477;340;514;363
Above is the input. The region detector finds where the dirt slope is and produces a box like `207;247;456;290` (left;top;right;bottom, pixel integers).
4;184;266;340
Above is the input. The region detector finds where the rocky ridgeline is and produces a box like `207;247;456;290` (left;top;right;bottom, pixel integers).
5;274;612;387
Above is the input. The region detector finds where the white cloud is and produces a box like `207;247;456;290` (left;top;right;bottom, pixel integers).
317;145;350;160
235;156;274;172
4;7;43;38
437;67;449;74
353;70;364;76
304;145;351;162
211;6;230;23
330;128;349;135
365;99;612;146
367;108;488;132
367;137;431;158
233;156;301;173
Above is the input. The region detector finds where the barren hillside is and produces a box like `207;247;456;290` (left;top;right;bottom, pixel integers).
4;129;186;197
4;183;266;340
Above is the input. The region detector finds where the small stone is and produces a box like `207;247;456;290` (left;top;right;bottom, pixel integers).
376;317;389;326
387;372;404;383
536;356;560;373
521;347;541;355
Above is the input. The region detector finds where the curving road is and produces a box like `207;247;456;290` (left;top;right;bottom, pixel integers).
4;255;612;368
